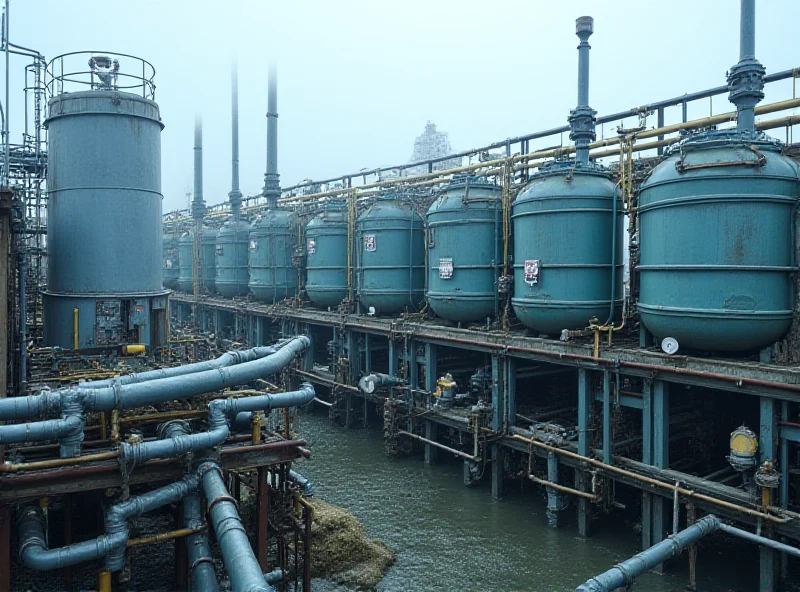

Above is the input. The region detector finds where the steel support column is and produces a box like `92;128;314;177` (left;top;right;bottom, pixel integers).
652;379;670;566
760;396;777;592
642;378;653;550
256;467;269;571
424;420;438;465
424;343;437;392
577;368;593;537
602;371;612;465
388;337;398;377
491;443;504;500
364;333;372;375
0;505;9;591
546;450;561;528
506;356;517;428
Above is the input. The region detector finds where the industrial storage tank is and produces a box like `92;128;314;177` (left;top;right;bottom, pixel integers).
305;201;349;308
638;133;799;351
426;176;502;322
177;228;216;293
356;193;425;315
512;17;623;336
43;53;169;349
163;234;180;290
637;0;800;352
512;162;623;334
248;210;298;302
215;217;251;297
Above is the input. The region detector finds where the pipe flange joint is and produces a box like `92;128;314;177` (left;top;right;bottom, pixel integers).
158;419;192;440
728;57;766;107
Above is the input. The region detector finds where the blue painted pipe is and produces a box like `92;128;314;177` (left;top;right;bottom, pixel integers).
576;514;800;591
18;472;199;572
577;515;720;591
605;184;618;325
264;568;284;585
0;336;310;421
199;462;275;592
78;344;277;388
212;383;316;416
183;492;220;592
121;384;315;465
287;469;314;496
0;414;82;446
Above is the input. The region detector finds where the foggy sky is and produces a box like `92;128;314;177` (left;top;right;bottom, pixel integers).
6;0;800;213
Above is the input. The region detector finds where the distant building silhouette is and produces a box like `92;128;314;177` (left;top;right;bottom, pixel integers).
405;121;461;176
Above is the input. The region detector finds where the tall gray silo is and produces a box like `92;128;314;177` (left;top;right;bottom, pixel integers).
43;53;168;349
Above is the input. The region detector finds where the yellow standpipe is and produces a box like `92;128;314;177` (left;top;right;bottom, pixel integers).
251;411;262;444
98;570;111;592
72;308;79;350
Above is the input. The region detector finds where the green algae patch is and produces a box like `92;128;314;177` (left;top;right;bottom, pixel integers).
308;499;395;589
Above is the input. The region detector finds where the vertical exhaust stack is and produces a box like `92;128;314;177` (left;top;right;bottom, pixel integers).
229;60;242;219
191;116;206;300
728;0;764;134
569;16;596;166
192;116;206;221
263;64;280;208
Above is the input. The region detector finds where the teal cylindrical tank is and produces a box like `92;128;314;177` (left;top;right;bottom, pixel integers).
305;201;349;309
425;176;502;322
215;217;251;298
177;231;194;293
357;194;425;315
163;234;180;290
511;161;623;335
177;227;217;293
248;208;298;302
638;131;800;352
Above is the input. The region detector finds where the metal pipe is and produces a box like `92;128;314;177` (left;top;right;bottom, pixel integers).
219;438;307;456
397;430;479;461
287;469;314;496
739;0;755;61
213;383;315;416
199;462;274;592
78;344;277;387
193;115;204;217
528;474;600;501
121;413;227;466
126;527;203;548
717;522;800;558
263;64;279;207
183;492;220;592
229;58;242;218
0;449;118;473
571;16;594;165
122;385;314;465
264;568;284;585
73;307;78;350
19;249;26;392
0;415;82;447
577;515;721;591
0;336;310;420
509;434;786;523
3;0;9;185
729;0;764;132
605;184;618;324
577;515;800;591
18;472;198;572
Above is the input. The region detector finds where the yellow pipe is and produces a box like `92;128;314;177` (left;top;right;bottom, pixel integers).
252;411;262;444
122;344;146;355
72;308;79;350
126;527;204;548
0;450;120;473
163;98;800;222
509;434;787;524
98;570;111;592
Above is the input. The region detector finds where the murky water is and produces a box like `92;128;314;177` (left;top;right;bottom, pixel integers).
298;409;759;592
